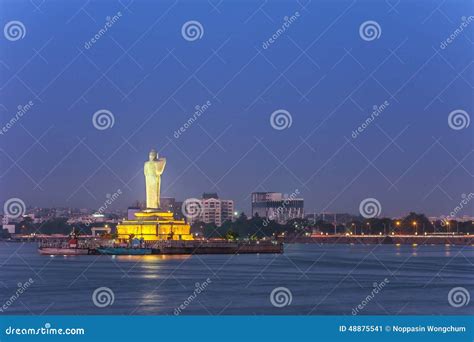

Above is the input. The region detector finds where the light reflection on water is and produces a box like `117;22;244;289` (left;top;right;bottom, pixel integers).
114;254;191;262
0;243;472;315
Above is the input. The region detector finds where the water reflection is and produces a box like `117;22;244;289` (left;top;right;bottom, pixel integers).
2;243;472;315
139;292;164;307
114;254;191;262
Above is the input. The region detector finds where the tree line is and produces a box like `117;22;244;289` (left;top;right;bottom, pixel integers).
192;212;474;239
4;212;472;239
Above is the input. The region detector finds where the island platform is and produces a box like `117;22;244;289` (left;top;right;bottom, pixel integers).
37;239;283;256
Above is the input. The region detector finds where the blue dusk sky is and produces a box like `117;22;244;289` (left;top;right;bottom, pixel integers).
0;0;473;217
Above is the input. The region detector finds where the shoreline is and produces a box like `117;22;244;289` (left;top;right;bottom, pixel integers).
3;234;473;246
286;234;473;246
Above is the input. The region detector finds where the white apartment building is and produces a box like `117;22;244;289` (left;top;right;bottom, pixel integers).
188;193;234;227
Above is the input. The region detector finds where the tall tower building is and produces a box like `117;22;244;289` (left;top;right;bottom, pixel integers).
251;192;304;224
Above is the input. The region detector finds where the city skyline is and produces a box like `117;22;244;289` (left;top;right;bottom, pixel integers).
1;0;473;219
5;192;474;222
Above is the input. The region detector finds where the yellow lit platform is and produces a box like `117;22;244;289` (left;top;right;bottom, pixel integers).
117;210;193;241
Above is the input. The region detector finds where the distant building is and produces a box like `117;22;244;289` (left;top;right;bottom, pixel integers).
429;215;474;223
188;193;234;227
91;226;111;236
160;197;175;212
174;201;184;220
202;193;219;200
251;192;304;224
160;197;185;220
3;224;15;234
2;216;15;234
66;213;115;225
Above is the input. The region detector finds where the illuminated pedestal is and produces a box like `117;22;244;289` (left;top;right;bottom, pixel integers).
117;210;193;241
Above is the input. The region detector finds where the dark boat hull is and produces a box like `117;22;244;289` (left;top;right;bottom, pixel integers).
38;247;91;255
153;242;283;254
97;247;152;255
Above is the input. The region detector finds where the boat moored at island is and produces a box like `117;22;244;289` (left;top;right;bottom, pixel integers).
38;237;95;255
38;238;283;256
38;247;92;255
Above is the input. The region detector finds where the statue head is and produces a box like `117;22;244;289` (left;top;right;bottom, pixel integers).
149;149;158;161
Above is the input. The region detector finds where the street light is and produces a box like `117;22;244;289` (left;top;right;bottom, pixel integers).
394;220;401;235
412;221;417;235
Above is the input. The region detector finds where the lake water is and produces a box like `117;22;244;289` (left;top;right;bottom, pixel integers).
0;242;472;315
